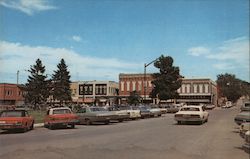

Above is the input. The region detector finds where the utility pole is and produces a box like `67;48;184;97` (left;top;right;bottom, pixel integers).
143;57;159;103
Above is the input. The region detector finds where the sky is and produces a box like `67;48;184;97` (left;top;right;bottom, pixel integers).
0;0;249;84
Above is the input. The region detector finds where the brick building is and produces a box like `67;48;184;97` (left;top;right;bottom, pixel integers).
119;73;218;106
119;73;154;104
0;83;25;107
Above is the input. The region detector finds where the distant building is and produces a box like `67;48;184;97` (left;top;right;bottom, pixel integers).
176;78;218;106
70;81;119;106
119;73;154;104
119;73;218;106
0;83;25;107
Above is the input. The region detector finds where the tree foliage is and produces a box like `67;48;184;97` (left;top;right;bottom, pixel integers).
25;59;49;109
216;73;250;102
151;55;182;101
128;91;141;106
52;59;72;105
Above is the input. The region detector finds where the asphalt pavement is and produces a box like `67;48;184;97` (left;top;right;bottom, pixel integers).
0;106;248;159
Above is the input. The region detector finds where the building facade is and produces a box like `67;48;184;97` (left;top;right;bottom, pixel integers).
70;81;119;106
0;83;25;107
119;73;218;106
176;78;218;106
119;73;154;104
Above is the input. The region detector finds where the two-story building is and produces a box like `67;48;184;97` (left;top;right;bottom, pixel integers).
70;81;119;106
119;73;218;106
0;83;25;108
176;78;218;106
119;73;154;104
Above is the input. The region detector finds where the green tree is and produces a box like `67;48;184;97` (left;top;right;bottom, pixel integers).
216;73;249;102
52;59;72;105
151;55;182;102
25;59;49;110
128;91;141;106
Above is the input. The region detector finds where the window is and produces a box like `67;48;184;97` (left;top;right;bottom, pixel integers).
132;81;136;91
95;84;107;95
121;82;124;91
138;81;142;91
127;81;130;91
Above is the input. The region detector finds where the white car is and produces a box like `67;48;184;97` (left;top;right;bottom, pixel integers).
174;105;209;125
119;106;141;120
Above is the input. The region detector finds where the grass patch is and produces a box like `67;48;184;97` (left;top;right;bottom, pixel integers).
28;110;46;123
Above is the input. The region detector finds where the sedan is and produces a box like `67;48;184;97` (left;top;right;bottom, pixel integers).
0;109;34;132
174;105;209;125
234;111;250;125
76;107;118;125
44;107;79;129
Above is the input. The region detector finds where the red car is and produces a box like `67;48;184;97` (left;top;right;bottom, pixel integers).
0;109;34;132
44;107;79;129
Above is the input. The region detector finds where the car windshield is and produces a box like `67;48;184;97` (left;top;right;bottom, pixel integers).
53;109;71;114
90;107;106;112
180;107;200;111
0;111;24;117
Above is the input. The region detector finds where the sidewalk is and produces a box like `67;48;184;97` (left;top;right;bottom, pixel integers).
34;123;44;128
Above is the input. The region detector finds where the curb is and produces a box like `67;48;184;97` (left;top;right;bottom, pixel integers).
34;123;44;128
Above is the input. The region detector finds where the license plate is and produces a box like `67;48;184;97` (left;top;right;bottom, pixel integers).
183;115;190;118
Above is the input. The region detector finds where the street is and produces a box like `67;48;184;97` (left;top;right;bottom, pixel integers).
0;107;248;159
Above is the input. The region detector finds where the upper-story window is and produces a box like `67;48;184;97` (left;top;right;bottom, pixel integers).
95;84;107;95
121;82;124;91
126;81;130;91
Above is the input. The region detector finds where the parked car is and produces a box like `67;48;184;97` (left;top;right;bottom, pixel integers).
243;130;250;153
118;106;141;120
76;107;118;125
234;111;250;125
222;101;233;108
146;106;162;117
44;107;79;129
165;104;180;113
204;104;216;110
0;109;34;132
241;101;250;112
240;122;250;138
138;106;151;119
107;106;130;122
174;105;209;124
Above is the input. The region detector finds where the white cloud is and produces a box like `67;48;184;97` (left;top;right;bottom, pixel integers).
72;35;82;42
188;47;210;56
212;63;235;70
188;36;249;71
0;41;142;83
0;0;57;15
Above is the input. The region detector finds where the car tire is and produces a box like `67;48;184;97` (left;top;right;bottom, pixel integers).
30;122;34;130
177;121;181;125
118;119;123;122
71;124;75;129
85;119;91;125
104;121;110;125
48;124;54;130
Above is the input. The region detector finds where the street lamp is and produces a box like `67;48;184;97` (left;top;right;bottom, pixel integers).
143;57;159;103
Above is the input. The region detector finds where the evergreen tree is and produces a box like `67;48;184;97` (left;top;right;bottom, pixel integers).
25;59;49;110
52;59;72;105
151;55;182;102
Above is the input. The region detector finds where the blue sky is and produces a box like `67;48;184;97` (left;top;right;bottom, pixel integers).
0;0;249;84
